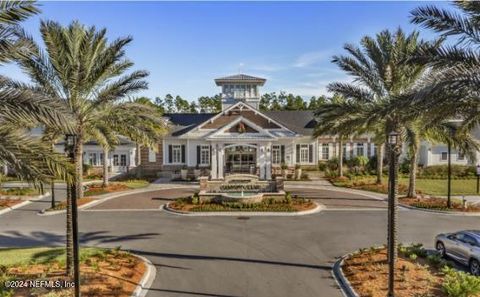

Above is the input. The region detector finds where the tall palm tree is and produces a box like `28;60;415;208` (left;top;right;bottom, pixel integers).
18;20;149;276
0;1;70;183
316;29;440;189
316;30;442;280
18;20;149;198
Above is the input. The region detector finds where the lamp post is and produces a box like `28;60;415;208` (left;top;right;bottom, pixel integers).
387;131;400;297
65;134;80;297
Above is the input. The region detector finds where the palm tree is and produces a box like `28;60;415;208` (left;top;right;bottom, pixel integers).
91;101;168;187
18;20;149;198
17;20;149;276
316;29;440;190
0;1;70;183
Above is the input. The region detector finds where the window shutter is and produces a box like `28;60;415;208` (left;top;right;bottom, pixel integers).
280;145;285;163
181;145;186;163
168;145;172;163
309;144;313;163
296;144;300;163
197;146;201;165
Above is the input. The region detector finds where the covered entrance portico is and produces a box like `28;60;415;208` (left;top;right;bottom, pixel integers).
224;144;257;175
210;141;273;180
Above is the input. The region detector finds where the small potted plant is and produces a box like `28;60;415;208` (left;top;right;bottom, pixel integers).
193;164;201;180
294;164;302;180
180;166;188;180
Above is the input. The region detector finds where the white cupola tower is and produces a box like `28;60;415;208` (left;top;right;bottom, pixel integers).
214;74;266;111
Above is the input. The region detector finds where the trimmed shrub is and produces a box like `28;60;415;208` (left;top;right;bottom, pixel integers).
442;266;480;297
418;165;476;179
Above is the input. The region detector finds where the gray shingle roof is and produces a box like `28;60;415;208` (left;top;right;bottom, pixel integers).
164;110;317;137
264;110;317;136
165;113;217;136
214;74;266;86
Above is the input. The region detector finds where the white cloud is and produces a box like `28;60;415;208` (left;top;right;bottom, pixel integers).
293;51;330;68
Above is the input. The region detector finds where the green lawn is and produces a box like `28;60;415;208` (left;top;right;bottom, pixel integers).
334;175;479;196
120;179;150;189
402;178;478;196
0;247;108;267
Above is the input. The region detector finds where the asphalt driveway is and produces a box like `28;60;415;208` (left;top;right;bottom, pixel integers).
0;184;479;297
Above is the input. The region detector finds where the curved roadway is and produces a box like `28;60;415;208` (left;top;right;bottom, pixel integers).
0;182;478;297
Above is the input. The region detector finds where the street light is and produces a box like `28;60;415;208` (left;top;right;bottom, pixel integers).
387;130;400;297
65;134;80;297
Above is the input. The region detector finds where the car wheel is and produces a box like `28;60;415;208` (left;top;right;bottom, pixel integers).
436;242;446;257
470;259;480;276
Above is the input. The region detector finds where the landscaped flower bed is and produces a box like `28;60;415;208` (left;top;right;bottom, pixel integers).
342;244;480;297
0;247;145;297
45;198;95;212
0;187;39;197
169;194;315;212
400;196;480;212
83;180;150;197
0;198;23;209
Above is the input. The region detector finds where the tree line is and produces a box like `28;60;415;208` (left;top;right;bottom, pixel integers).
136;93;329;113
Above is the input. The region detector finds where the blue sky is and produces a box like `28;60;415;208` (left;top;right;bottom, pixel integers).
3;1;451;101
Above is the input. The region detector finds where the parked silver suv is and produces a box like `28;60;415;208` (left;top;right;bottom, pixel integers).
435;230;480;276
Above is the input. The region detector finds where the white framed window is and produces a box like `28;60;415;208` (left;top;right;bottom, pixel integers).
200;145;210;165
120;154;127;166
441;152;448;161
113;154;119;166
300;144;309;163
457;152;465;161
321;143;329;160
172;145;182;163
342;144;347;158
99;153;104;165
88;153;97;166
148;148;156;162
272;145;281;164
356;143;364;156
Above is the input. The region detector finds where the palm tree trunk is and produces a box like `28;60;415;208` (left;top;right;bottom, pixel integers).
376;143;384;184
338;138;344;177
74;135;84;199
50;178;55;209
407;138;419;198
136;143;142;178
102;147;109;188
66;181;73;276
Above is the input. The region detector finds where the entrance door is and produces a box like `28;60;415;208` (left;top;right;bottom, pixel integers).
225;145;256;174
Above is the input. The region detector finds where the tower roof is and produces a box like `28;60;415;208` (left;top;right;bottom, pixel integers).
214;74;266;86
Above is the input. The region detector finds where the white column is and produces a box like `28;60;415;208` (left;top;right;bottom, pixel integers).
211;145;218;179
218;145;224;179
259;145;266;179
130;148;136;167
266;143;272;180
363;143;368;157
370;143;375;157
352;143;357;157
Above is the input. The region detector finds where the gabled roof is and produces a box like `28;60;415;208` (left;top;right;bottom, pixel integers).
264;110;317;135
206;116;277;141
164;113;217;136
214;74;266;86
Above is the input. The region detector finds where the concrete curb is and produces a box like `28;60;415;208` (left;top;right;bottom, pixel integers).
398;203;480;216
0;192;50;216
38;185;193;215
332;254;359;297
131;254;157;297
162;201;325;217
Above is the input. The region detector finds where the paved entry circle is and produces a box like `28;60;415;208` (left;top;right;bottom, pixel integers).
89;188;197;210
